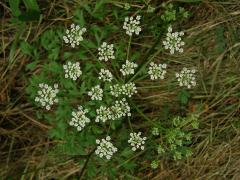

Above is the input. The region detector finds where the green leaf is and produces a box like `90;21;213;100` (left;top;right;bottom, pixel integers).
45;61;61;74
40;29;60;51
92;125;104;135
18;10;40;21
48;48;60;60
177;90;190;105
20;41;32;55
8;32;20;63
9;0;21;16
49;125;65;139
73;9;85;26
23;0;40;11
83;4;92;16
107;167;117;179
122;161;137;170
26;61;38;71
120;148;133;158
94;0;106;13
61;78;75;90
87;161;97;178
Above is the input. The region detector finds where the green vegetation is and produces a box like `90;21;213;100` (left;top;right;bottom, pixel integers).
1;0;239;179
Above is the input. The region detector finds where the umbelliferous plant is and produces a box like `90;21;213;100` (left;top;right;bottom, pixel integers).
25;1;198;178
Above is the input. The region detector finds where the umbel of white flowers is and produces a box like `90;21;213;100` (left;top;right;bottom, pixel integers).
163;26;185;54
35;83;59;110
120;60;138;76
148;62;167;80
176;67;197;88
98;68;113;82
63;61;82;81
123;15;142;36
95;98;131;123
109;98;131;120
95;136;118;160
63;24;86;48
69;106;90;131
95;106;112;123
110;83;137;98
88;85;103;101
98;42;115;61
128;132;147;151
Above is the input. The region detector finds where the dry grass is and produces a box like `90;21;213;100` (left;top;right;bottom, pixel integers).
1;0;240;179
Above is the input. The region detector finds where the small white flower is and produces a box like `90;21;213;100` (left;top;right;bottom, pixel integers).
98;42;115;61
151;127;159;136
110;98;131;120
98;69;113;82
95;106;112;123
88;85;103;101
121;82;137;97
95;136;118;160
163;26;185;54
63;23;86;48
110;84;122;97
123;15;142;36
69;106;90;131
176;67;197;89
34;83;59;110
128;132;147;151
110;83;137;98
148;62;167;80
63;61;82;81
120;60;138;76
124;3;130;10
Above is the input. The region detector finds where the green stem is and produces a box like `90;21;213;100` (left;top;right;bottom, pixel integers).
79;149;95;179
128;117;133;131
127;36;132;60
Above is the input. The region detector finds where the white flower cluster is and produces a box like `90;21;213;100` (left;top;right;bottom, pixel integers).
176;67;196;88
148;62;167;80
128;132;147;151
110;84;122;97
95;98;131;123
63;24;86;48
163;26;185;54
123;16;142;36
121;82;137;97
98;42;115;61
110;83;137;98
98;69;113;82
151;127;159;136
95;106;112;123
95;136;118;160
35;83;59;110
63;61;82;81
120;60;138;76
88;85;103;100
69;106;90;131
110;98;131;120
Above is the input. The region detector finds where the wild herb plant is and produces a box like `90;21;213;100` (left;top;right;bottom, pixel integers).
24;1;199;178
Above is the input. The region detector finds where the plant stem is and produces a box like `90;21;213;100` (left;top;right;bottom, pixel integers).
128;117;133;131
78;149;95;179
127;36;132;60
